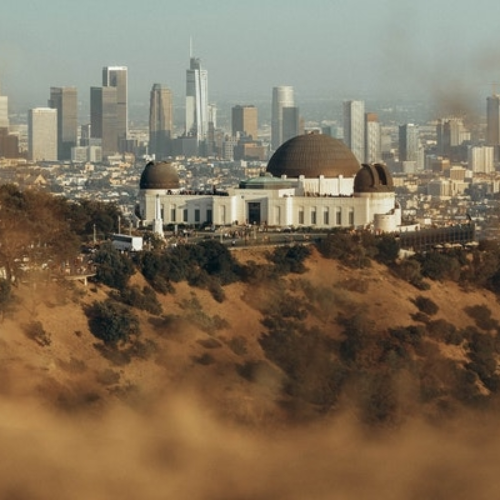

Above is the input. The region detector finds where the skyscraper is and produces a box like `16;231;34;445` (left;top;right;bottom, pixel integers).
343;100;365;163
365;112;381;164
399;123;420;162
0;81;8;130
185;53;209;142
28;107;57;161
149;84;173;160
90;86;118;157
271;86;294;150
232;105;258;140
486;95;500;146
48;86;77;160
102;66;128;148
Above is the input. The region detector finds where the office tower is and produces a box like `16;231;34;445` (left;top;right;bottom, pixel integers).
48;86;77;160
149;83;173;159
232;105;258;140
365;112;381;164
436;117;470;157
102;66;128;148
468;145;495;174
0;81;8;129
28;107;57;161
90;86;118;157
185;53;209;141
399;123;420;163
343;100;365;163
271;85;294;150
282;106;301;143
486;95;500;146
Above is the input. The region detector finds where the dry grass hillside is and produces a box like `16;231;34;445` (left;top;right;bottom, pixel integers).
2;245;500;422
4;246;500;499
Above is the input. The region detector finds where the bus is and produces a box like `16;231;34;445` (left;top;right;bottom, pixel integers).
111;234;144;252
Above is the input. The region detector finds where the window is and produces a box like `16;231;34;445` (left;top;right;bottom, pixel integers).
207;209;213;223
183;209;188;222
349;208;354;226
170;208;176;222
195;209;200;223
311;210;317;225
298;208;304;225
336;209;342;225
324;209;329;225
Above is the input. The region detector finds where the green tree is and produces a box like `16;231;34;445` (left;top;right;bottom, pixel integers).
86;299;140;345
93;242;134;289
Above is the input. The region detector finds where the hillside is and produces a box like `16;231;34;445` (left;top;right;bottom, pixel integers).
3;246;500;498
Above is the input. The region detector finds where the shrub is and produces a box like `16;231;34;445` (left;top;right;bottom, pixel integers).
268;244;311;274
413;295;439;316
464;304;498;331
23;321;51;347
93;242;135;289
86;299;140;345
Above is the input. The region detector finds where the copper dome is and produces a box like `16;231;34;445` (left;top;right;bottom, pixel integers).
139;161;180;190
354;163;394;193
266;133;360;178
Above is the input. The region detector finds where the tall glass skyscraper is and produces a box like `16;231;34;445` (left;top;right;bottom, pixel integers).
271;85;294;150
185;54;209;142
90;86;118;157
102;66;128;148
149;83;173;159
48;86;77;160
0;81;8;130
343;100;365;163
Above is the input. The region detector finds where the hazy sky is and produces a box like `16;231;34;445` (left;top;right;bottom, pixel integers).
2;0;500;112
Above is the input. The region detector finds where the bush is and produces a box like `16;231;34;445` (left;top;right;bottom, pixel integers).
268;244;311;274
110;285;163;315
464;304;498;331
93;242;135;289
413;295;439;316
86;299;140;345
24;321;51;347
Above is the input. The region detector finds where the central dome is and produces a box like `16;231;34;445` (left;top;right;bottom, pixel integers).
266;133;360;179
139;161;180;190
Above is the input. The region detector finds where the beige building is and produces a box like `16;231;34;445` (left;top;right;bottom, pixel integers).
137;133;400;232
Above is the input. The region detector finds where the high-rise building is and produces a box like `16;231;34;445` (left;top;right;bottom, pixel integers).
365;112;381;164
436;117;470;157
486;95;500;146
149;84;173;160
0;81;8;130
399;123;420;163
271;86;294;150
232;105;258;140
28;107;57;161
90;86;118;157
343;100;365;163
48;86;77;160
185;53;209;142
102;66;128;148
282;106;301;144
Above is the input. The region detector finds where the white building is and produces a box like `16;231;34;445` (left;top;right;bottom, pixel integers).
138;133;400;233
343;100;365;164
28;107;57;161
185;55;209;141
468;145;495;173
271;86;295;150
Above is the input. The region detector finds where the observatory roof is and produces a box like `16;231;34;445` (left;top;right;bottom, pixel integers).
139;161;180;190
266;133;360;179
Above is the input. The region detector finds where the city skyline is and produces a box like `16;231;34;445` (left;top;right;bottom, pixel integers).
2;0;500;113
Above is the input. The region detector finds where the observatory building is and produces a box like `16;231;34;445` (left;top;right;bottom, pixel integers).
137;133;400;232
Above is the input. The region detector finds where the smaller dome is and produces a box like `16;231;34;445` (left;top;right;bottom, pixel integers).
354;163;394;193
140;161;180;190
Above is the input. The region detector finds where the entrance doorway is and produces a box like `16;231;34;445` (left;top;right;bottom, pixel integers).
248;202;261;225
